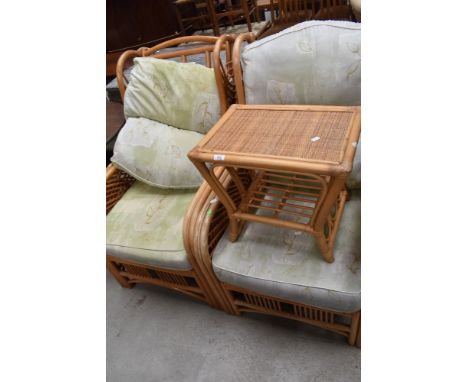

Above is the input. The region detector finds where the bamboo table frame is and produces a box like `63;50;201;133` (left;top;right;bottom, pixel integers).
189;104;361;262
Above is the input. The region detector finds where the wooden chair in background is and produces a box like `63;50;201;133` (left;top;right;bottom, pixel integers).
174;0;217;35
207;0;258;36
175;0;258;36
259;0;352;38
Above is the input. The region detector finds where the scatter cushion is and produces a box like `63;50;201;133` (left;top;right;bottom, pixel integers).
106;181;195;270
347;139;361;189
111;117;203;189
124;57;221;134
241;20;361;106
212;194;361;312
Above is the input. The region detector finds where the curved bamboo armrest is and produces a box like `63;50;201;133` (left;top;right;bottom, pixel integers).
214;34;237;111
183;167;253;314
232;32;256;104
106;164;135;214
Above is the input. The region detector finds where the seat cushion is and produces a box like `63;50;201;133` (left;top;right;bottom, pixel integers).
212;194;361;312
124;57;221;134
241;20;361;106
106;181;195;270
111;117;203;189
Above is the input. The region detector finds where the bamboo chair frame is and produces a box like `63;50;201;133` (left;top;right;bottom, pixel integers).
232;32;256;104
186;32;361;345
187;167;360;345
108;35;238;309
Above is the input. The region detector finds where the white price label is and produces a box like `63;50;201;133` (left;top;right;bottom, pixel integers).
213;154;225;161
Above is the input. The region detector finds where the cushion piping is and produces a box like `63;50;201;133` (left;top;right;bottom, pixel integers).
243;21;361;54
111;162;201;190
213;263;361;295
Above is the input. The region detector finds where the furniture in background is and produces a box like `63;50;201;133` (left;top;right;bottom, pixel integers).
106;0;181;77
174;0;215;35
174;0;258;36
209;0;258;36
107;35;237;312
258;0;352;38
186;23;361;345
314;0;352;20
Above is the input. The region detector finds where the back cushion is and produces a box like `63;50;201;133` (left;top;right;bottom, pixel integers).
111;117;204;189
124;57;221;134
241;20;361;105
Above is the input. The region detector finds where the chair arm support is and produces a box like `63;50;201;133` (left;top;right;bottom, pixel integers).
106;164;135;214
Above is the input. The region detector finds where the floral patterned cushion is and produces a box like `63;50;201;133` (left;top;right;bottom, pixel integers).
241;20;361;106
111;117;203;189
124;57;221;134
212;194;361;312
106;181;195;270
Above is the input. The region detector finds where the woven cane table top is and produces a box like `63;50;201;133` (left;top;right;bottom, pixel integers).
192;105;361;174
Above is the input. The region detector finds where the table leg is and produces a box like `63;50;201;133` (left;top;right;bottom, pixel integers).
226;167;246;195
312;175;347;263
192;162;241;241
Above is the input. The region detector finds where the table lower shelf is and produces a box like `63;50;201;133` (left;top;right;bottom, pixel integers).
226;169;348;262
239;169;326;228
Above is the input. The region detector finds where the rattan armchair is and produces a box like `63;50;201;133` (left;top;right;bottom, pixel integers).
188;169;360;345
187;26;361;345
107;35;237;310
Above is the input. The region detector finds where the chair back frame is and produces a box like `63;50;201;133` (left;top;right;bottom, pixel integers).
232;32;256;105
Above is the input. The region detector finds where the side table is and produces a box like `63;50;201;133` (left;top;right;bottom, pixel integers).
188;104;361;263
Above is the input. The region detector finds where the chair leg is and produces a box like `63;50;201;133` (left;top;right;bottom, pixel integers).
356;320;361;348
106;258;133;289
348;311;360;346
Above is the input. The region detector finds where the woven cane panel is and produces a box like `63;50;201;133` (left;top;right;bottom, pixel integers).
203;109;353;163
106;169;135;214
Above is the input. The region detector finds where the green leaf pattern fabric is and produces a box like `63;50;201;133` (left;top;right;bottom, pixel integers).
106;181;195;270
124;57;221;134
111;117;204;189
212;194;361;312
